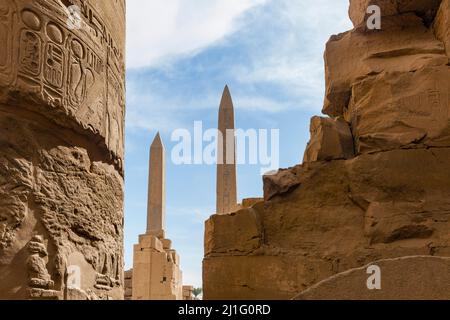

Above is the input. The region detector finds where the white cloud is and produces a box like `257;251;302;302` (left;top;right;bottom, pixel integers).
126;0;267;69
231;0;352;104
126;0;354;131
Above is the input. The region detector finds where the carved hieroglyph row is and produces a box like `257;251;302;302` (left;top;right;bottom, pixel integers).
0;0;125;165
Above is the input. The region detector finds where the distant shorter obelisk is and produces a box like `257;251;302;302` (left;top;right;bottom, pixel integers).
216;85;238;214
147;132;165;238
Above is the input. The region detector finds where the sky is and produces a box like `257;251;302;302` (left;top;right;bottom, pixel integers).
124;0;352;288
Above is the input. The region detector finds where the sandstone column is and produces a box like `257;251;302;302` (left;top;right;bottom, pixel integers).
216;85;238;214
0;0;125;300
146;133;165;238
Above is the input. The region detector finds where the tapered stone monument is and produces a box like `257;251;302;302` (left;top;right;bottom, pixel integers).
147;133;165;238
216;85;238;214
132;133;182;300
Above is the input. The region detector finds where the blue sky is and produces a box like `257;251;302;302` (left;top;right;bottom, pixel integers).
125;0;352;287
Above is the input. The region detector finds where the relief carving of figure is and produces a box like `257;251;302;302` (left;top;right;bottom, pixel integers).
68;39;94;108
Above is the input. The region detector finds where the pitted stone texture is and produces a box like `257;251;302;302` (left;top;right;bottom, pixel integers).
0;114;124;299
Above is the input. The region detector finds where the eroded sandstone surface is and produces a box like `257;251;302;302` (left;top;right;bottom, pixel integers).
294;256;450;300
0;0;125;300
203;0;450;300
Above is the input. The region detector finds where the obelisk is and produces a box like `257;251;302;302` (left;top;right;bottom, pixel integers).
216;85;238;214
132;132;182;300
147;132;166;238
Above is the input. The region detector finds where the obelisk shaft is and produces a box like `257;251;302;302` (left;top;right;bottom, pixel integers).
216;85;238;214
147;133;165;238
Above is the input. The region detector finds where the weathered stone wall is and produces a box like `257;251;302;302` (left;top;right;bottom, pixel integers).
0;0;125;300
203;0;450;300
294;256;450;300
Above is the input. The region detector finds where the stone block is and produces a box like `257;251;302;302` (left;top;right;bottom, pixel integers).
303;116;354;162
204;209;262;255
323;15;447;116
346;66;450;154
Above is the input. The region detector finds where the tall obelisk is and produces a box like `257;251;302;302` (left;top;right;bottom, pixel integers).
216;85;238;214
132;133;182;300
147;132;165;238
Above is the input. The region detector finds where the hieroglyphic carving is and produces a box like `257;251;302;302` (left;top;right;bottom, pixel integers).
43;22;65;106
3;0;125;160
68;39;88;109
106;66;124;157
0;1;16;84
397;88;448;125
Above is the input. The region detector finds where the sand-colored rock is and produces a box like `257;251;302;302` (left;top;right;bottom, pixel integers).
303;116;354;162
262;166;302;201
203;255;333;300
348;0;442;27
205;207;263;256
323;14;447;117
241;198;264;209
434;0;450;57
204;147;450;299
0;0;125;299
294;256;450;300
346;66;450;154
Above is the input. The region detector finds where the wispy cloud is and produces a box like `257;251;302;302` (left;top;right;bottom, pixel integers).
126;0;268;69
230;0;352;103
126;0;352;133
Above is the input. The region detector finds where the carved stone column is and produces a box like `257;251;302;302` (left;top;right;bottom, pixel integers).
0;0;125;300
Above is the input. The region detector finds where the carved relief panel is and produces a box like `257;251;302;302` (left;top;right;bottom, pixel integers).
0;0;125;162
